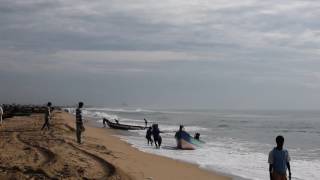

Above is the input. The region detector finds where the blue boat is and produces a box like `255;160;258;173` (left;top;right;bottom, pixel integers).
176;131;204;150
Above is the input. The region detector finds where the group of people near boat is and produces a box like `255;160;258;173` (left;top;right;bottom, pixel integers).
144;122;291;180
146;123;201;150
147;124;290;180
146;124;162;148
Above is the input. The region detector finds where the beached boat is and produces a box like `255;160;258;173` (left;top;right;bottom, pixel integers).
176;131;204;150
177;138;197;150
105;119;146;130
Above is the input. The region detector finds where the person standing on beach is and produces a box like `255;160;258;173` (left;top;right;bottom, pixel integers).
41;102;52;130
268;135;291;180
76;102;85;144
0;105;3;125
0;104;3;125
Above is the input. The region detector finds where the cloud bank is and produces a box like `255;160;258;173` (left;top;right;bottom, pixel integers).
1;0;320;109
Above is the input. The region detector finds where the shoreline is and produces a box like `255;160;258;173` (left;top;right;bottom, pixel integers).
76;112;232;180
0;111;231;180
86;114;249;180
85;115;236;179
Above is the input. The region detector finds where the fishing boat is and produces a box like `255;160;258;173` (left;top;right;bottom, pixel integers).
176;131;204;150
105;119;146;130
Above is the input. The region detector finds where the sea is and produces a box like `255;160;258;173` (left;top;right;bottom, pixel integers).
67;107;320;180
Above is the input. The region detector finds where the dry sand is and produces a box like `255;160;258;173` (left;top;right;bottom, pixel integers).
0;111;231;180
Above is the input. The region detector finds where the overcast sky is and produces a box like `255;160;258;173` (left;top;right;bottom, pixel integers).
1;0;320;109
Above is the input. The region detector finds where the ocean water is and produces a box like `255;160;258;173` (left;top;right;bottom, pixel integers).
70;107;320;180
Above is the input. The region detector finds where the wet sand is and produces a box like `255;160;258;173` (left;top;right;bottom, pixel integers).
0;111;230;180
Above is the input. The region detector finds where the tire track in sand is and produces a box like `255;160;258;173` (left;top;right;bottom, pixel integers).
0;165;53;179
15;132;57;166
17;131;117;179
0;131;55;179
67;142;117;179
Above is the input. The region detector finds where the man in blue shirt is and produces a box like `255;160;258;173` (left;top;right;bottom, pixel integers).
268;135;291;180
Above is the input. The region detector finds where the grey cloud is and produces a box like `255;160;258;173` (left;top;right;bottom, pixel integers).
1;0;320;109
1;0;319;54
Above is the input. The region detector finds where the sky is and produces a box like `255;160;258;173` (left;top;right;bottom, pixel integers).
1;0;320;109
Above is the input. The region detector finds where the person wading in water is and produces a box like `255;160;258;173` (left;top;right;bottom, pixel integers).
152;124;162;148
144;118;148;127
146;126;153;146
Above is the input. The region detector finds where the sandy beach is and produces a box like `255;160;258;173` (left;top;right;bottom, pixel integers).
0;111;230;180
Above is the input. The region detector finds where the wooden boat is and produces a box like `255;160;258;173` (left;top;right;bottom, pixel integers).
177;138;197;150
105;119;146;130
176;131;204;150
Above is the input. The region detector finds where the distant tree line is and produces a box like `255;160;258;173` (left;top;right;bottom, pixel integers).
1;104;60;119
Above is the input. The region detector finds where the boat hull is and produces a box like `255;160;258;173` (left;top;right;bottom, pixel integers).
106;119;146;130
176;131;204;150
178;139;196;150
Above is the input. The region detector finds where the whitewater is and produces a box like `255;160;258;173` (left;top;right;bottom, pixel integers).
67;107;320;180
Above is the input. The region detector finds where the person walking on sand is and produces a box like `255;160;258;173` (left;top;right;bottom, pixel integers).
268;135;291;180
0;104;3;125
41;102;52;130
76;102;85;144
